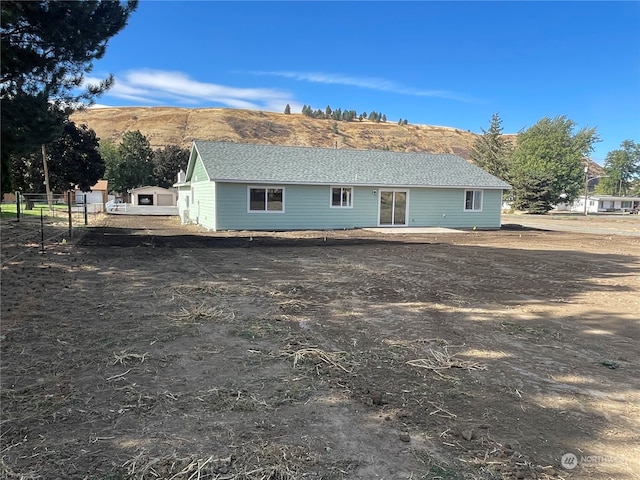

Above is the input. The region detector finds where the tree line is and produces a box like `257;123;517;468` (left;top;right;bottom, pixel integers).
471;114;639;213
293;104;394;124
1;1;190;200
9;127;189;196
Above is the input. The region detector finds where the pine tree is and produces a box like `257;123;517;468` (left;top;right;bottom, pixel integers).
1;1;137;193
284;104;291;114
470;113;511;182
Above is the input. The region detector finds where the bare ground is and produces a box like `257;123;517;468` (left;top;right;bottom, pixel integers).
1;214;639;479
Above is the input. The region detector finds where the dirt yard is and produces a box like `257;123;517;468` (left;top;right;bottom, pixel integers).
1;214;639;479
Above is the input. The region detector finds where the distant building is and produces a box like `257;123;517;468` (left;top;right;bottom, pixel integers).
75;179;108;205
557;195;640;214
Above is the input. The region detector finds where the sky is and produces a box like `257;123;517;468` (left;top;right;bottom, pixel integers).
87;1;640;165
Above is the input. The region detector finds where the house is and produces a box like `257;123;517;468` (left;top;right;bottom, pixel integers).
129;186;178;207
560;195;640;214
175;141;511;231
75;179;108;205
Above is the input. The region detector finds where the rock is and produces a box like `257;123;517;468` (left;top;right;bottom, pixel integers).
398;432;411;443
461;429;474;441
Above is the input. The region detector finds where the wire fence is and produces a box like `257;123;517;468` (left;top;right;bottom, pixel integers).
1;192;104;266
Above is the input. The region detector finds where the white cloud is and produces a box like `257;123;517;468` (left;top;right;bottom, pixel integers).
88;70;296;111
249;70;475;102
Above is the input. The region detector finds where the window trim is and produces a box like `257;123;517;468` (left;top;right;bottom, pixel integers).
247;186;285;213
464;189;483;212
330;186;353;208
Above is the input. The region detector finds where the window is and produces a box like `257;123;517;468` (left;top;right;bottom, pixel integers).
464;190;483;211
622;201;631;209
248;187;284;212
331;187;353;208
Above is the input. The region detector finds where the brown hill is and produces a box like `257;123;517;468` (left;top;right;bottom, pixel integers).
71;107;514;161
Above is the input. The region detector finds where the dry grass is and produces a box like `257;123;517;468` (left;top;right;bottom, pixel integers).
123;443;315;480
112;350;150;366
171;283;230;296
288;347;353;373
70;107;503;159
168;303;235;324
407;348;488;379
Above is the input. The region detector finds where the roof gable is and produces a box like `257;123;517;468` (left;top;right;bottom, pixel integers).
190;141;511;189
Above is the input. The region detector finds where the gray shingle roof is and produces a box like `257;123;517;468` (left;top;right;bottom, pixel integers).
192;141;511;189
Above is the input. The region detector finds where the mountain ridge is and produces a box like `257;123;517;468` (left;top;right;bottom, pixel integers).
71;106;515;162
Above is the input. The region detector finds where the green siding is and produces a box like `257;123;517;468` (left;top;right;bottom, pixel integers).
191;156;209;183
184;156;217;230
408;188;503;228
216;184;378;230
189;182;216;230
214;183;504;230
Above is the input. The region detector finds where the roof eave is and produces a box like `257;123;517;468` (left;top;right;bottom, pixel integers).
213;178;511;189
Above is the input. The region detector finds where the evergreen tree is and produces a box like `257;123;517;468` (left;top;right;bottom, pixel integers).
1;0;137;193
512;172;555;214
284;104;291;114
343;110;356;122
104;131;154;197
470;113;511;181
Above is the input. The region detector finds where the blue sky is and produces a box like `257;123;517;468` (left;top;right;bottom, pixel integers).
87;1;640;164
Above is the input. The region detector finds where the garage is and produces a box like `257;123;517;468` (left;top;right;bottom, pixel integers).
129;186;178;208
157;194;174;206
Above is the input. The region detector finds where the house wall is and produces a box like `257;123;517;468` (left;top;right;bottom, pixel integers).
212;183;504;230
410;188;503;228
177;185;190;223
567;196;640;213
184;157;216;229
75;190;104;204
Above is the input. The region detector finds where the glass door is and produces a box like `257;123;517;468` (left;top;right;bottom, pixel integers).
379;190;407;226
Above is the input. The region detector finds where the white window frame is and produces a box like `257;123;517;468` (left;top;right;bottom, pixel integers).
464;189;483;212
247;186;285;213
330;186;353;208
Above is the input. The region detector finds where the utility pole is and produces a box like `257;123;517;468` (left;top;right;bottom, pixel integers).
583;164;589;216
42;144;53;210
